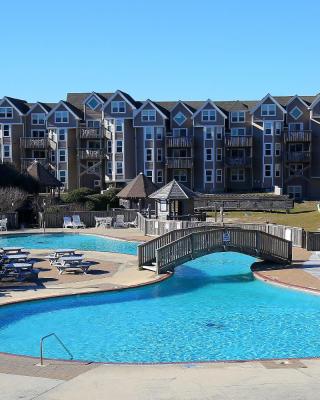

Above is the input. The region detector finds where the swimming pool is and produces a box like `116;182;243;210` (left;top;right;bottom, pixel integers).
0;233;139;255
0;251;319;363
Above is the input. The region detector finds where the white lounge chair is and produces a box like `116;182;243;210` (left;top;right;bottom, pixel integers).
63;216;73;228
0;218;7;231
128;217;137;228
114;215;127;228
72;215;86;229
104;217;113;228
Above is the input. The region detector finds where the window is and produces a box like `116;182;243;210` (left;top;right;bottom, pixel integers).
174;170;187;182
264;164;272;178
205;169;213;183
51;152;56;163
58;149;66;162
275;122;281;135
145;148;153;162
231;128;246;136
33;150;46;159
205;148;212;161
231;168;245;182
201;109;216;122
87;97;100;110
107;140;112;153
264;122;272;135
289;164;303;176
205;127;213;139
145;170;153;180
116;161;123;174
2;124;11;137
144;126;153;140
157;148;163;162
156;127;163;140
111;101;126;113
289;123;303;131
115;118;124;132
157;169;163;183
275;143;281;156
88;140;100;149
216;169;222;183
173;128;187;137
160;200;167;212
31;113;45;125
0;107;13;118
107;161;112;175
31;129;45;138
141;109;156;122
261;103;276;116
58;128;67;141
116;140;123;153
58;170;67;186
87;120;100;128
94;180;101;187
264;143;272;156
290;106;303;120
173;112;186;126
3;144;11;158
287;185;302;200
55;111;68;123
231;111;245;123
216;127;223;140
275;164;281;177
216;148;222;161
87;161;100;174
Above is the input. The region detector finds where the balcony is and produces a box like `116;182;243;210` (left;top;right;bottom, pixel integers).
286;151;311;162
225;136;252;147
21;158;48;170
79;128;103;139
285;130;312;142
225;156;252;167
20;137;49;149
78;148;108;159
166;157;193;169
166;137;193;148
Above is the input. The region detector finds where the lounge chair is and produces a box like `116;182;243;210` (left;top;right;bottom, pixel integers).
0;218;7;231
95;217;104;227
72;215;86;229
128;217;138;228
114;215;127;228
63;216;74;228
104;217;113;228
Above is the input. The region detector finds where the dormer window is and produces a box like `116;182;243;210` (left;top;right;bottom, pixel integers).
231;111;245;123
32;113;46;125
142;109;156;122
87;97;100;110
0;107;13;118
55;111;69;123
111;101;126;113
290;106;303;120
261;104;276;116
201;109;216;122
173;112;186;126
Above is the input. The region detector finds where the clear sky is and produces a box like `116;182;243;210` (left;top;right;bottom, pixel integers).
1;0;319;103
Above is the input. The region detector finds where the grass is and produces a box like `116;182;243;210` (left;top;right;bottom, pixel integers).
207;201;320;231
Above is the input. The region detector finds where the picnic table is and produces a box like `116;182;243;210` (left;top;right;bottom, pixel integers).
53;255;90;274
1;262;38;281
2;253;30;263
1;247;26;254
46;249;77;265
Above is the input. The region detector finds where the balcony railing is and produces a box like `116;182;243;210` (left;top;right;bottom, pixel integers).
20;137;49;149
225;156;252;167
79;128;103;139
166;137;193;148
78;148;108;159
285;131;312;142
166;157;193;169
225;136;252;147
286;151;311;162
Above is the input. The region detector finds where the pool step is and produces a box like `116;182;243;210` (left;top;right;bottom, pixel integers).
141;264;157;272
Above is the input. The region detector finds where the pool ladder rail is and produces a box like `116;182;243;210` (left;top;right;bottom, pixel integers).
39;333;73;366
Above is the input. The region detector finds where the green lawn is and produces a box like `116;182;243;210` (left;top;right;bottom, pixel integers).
207;201;320;231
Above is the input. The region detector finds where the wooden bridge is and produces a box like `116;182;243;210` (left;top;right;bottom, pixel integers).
138;227;292;274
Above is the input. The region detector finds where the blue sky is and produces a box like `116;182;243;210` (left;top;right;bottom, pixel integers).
1;0;319;102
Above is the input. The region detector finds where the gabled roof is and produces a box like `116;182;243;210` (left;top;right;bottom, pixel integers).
82;92;106;106
46;100;83;120
27;160;63;188
117;172;158;199
226;101;250;112
250;93;287;114
103;89;139;110
285;95;310;108
192;99;228;119
169;100;195;115
26;102;52;115
67;92;112;110
310;94;320;110
134;99;169;119
0;96;30;115
149;180;198;200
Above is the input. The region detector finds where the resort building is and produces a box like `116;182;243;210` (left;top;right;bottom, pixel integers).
0;90;320;200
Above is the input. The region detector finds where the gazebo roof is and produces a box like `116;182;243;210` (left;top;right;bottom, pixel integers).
117;172;158;199
149;180;198;201
27;160;63;188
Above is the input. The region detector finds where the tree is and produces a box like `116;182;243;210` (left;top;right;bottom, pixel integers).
0;187;28;213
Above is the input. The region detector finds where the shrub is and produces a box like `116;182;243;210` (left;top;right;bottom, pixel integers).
62;187;95;204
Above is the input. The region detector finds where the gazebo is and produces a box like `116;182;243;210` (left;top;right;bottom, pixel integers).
27;160;63;196
149;179;198;219
117;172;158;210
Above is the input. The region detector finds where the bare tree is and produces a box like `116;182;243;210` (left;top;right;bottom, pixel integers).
0;187;28;213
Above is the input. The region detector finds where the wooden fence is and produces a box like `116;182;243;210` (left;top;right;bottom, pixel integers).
155;228;292;274
39;209;137;228
305;232;320;251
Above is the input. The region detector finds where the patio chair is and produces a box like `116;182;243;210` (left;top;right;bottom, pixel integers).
72;215;86;229
127;216;138;228
63;216;73;228
114;215;127;228
95;217;105;227
0;218;7;231
104;217;113;228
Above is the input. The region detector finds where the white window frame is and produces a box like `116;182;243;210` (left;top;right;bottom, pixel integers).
275;143;281;156
58;170;67;187
115;118;124;132
201;109;216;122
231;111;245;123
264;164;272;178
205;148;212;161
3;144;11;158
261;103;276;116
87;97;100;111
107;161;112;175
1;124;11;137
144;126;153;140
58;128;67;141
116;140;123;153
264;143;272;157
145;169;153;180
145;148;153;162
157;148;163;162
216;127;223;140
289;106;303;120
116;161;123;174
155;127;163;140
205;127;214;139
142;109;156;122
216;147;222;161
275;163;281;177
107;140;112;153
0;107;13;118
205;169;213;183
55;111;69;123
216;169;222;183
157;169;163;183
111;101;126;113
58;149;67;162
275;122;281;135
264;122;273;135
31;113;46;125
173;112;186;126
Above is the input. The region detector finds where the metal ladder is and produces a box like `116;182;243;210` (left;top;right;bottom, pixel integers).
39;333;73;366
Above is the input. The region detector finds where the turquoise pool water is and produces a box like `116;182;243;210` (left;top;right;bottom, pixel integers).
0;233;139;255
0;251;320;363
